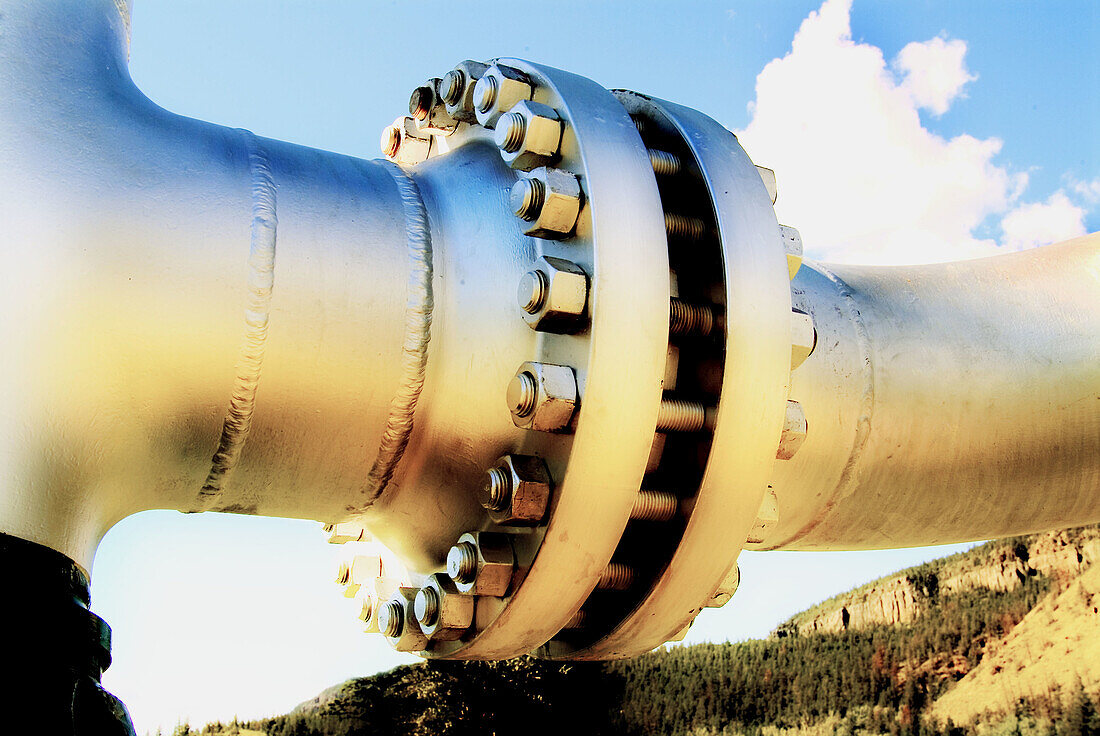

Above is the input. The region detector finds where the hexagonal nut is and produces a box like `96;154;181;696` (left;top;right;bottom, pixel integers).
473;62;534;128
378;587;429;652
482;454;551;526
447;531;515;597
414;573;474;641
776;399;807;460
705;563;741;608
381;116;432;165
780;224;803;280
790;309;817;370
441;60;489;122
510;167;583;239
493;100;563;170
337;554;384;598
516;255;588;333
358;593;381;634
324;521;367;544
507;361;578;433
410;78;458;135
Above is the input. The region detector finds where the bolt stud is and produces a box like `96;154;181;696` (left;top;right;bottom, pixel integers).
517;270;549;314
483;466;513;512
377;600;404;638
648;149;682;176
665;212;707;240
413;586;441;627
596;562;636;591
669;297;716;337
380;125;401;158
473;74;499;113
656;398;714;433
409;85;434;121
510;177;545;221
507;371;538;418
447;541;479;584
630;490;679;522
440;70;465;106
495;111;527;153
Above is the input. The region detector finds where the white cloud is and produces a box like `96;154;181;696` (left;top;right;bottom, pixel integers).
734;0;1031;265
1070;177;1100;204
1001;191;1087;250
894;35;976;116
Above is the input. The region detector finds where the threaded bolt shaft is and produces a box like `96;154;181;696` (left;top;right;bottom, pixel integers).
510;177;545;221
630;490;679;522
378;600;404;638
358;596;374;623
441;70;465;105
508;371;538;418
596;562;636;591
414;586;441;627
495;111;527;152
649;149;682;176
562;610;588;630
665;212;707;240
447;541;479;584
474;75;499;113
484;466;513;512
656;398;712;433
669;297;716;337
334;561;351;585
409;85;434;121
380;125;401;158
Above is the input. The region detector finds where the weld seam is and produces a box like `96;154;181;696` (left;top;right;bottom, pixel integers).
198;131;277;506
357;163;434;509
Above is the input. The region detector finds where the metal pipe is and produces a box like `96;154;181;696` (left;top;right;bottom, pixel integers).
757;234;1100;550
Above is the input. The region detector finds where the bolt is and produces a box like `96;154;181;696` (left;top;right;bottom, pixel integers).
517;269;549;314
447;541;479;584
630;490;679;522
483;466;513;512
669;298;716;337
440;69;465;106
334;561;351;585
380;124;401;158
656;398;714;433
494;111;527;153
473;74;499;113
649;149;682;176
358;596;374;623
507;371;538;418
665;212;707;240
409;85;434;121
562;610;588;630
510;177;545;221
413;586;441;627
596;562;636;591
377;599;404;638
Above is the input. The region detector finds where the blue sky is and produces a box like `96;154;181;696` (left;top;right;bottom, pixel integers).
92;2;1098;733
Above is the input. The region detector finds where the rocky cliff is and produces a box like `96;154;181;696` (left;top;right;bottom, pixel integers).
776;525;1100;637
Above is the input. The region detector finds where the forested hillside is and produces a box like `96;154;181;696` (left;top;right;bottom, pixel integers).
187;526;1100;736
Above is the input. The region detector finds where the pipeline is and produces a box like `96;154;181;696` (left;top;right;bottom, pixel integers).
0;0;1097;724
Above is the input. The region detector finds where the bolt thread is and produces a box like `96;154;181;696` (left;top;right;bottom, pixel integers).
511;372;537;417
562;610;588;630
475;75;499;112
665;212;707;241
416;587;441;626
631;115;648;136
409;86;434;121
669;297;715;337
649;149;682;176
596;562;636;591
511;178;545;221
497;112;527;152
630;490;679;522
484;467;512;511
380;125;401;158
358;596;374;623
380;600;404;638
447;541;479;584
441;70;465;105
335;562;351;585
656;398;709;433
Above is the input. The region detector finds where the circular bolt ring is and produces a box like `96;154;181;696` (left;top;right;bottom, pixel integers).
507;371;538;418
377;600;404;638
517;270;549;314
441;70;465;105
447;541;479;584
414;586;442;627
510;178;545;221
474;74;499;113
409;85;434;121
484;466;514;512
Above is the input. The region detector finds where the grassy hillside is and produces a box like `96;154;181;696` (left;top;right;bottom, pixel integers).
190;526;1100;736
